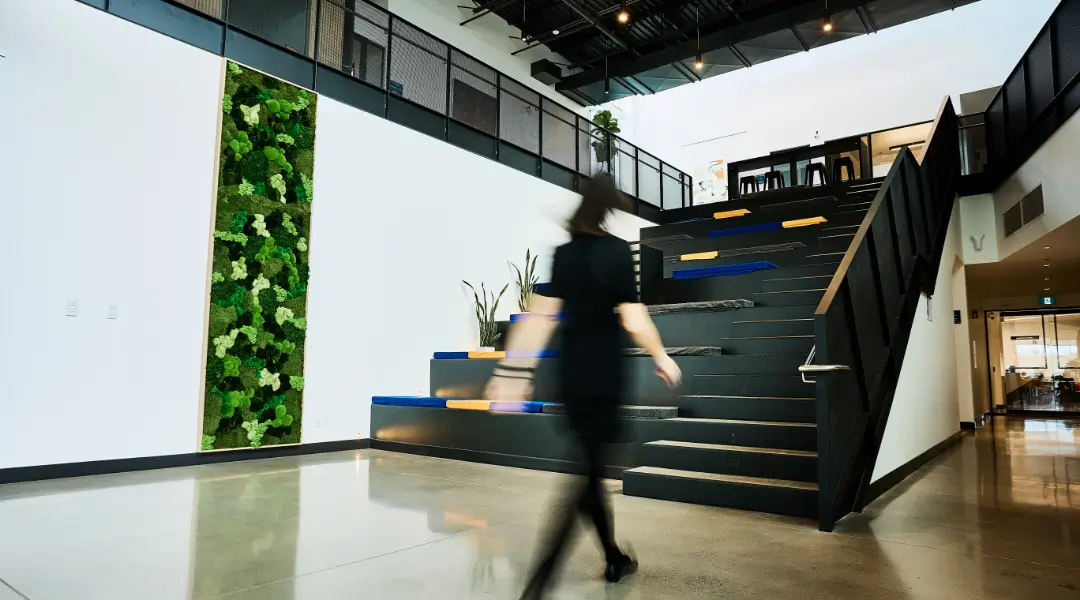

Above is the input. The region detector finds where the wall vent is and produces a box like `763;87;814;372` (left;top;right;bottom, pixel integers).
1003;185;1044;237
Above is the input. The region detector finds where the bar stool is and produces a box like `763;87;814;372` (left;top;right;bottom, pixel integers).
833;157;856;182
805;163;828;187
764;171;785;190
740;175;760;195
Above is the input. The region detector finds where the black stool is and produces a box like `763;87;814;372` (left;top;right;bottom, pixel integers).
764;171;785;190
833;157;856;182
805;163;828;187
740;175;760;195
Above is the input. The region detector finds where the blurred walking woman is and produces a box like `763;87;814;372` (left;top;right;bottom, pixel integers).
485;173;682;599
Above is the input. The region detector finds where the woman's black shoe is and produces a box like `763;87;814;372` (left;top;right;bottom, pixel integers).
603;553;637;583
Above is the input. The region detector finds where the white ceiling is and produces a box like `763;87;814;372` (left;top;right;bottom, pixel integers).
967;215;1080;301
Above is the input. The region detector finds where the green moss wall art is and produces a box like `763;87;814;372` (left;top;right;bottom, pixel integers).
201;61;317;451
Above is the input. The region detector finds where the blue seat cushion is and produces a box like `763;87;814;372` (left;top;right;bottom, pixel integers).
433;352;470;359
673;261;779;280
372;396;452;408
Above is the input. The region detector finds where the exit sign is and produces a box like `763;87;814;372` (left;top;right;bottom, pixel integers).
1041;296;1056;305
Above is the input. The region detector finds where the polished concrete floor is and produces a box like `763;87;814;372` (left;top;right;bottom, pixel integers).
0;417;1078;599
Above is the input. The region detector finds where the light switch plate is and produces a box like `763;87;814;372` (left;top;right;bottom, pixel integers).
66;301;78;317
107;304;119;320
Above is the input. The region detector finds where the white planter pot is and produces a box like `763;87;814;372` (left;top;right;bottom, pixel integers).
478;346;496;352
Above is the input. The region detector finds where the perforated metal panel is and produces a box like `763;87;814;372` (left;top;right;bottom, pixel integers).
846;245;887;403
450;51;497;136
1004;67;1029;143
389;19;448;114
542;101;577;170
174;0;223;18
229;0;313;55
638;152;662;206
986;94;1007;165
1056;0;1080;90
499;78;540;153
1027;28;1056;119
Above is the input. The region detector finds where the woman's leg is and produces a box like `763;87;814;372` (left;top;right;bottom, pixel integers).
577;433;619;561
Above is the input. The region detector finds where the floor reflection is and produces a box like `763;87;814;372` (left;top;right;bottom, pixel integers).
0;417;1078;598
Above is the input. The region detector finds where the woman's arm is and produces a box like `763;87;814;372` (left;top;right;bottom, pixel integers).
484;294;562;400
619;302;682;387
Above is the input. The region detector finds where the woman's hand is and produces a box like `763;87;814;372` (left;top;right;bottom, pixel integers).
484;375;533;402
654;354;682;388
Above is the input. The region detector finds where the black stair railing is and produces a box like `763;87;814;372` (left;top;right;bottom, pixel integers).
806;97;960;532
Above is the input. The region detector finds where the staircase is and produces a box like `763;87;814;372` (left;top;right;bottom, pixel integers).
622;180;880;520
624;99;961;531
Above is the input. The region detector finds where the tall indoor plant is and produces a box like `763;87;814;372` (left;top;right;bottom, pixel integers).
509;249;539;313
463;281;508;350
591;109;621;174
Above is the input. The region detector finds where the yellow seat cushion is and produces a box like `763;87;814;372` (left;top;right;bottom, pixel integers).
468;351;506;359
713;209;750;219
681;251;719;261
445;400;491;411
782;216;828;228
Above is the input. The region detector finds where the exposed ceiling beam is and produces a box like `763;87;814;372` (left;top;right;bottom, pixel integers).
556;0;871;91
856;4;878;33
729;46;752;68
459;0;519;26
790;26;810;51
556;0;632;51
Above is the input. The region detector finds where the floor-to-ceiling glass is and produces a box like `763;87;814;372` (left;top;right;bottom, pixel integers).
997;310;1080;414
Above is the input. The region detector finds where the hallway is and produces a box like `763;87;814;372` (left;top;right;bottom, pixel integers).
0;418;1077;599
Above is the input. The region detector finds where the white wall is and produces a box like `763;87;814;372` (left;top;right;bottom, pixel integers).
952;261;976;423
386;0;586;116
612;0;1059;176
872;203;962;481
1;0;651;466
305;98;651;443
0;0;222;469
992;104;1080;261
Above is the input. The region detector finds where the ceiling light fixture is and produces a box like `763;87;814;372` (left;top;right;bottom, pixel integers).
1045;246;1052;250
605;58;610;94
552;29;560;35
1046;288;1052;291
694;4;703;71
617;1;630;24
823;0;833;32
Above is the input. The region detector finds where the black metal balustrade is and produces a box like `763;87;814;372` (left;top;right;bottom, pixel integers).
83;0;692;216
808;97;960;532
977;0;1080;188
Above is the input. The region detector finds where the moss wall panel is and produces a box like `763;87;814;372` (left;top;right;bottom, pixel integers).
202;61;317;450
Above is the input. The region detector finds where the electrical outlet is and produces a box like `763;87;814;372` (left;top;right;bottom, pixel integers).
107;303;119;320
66;301;78;317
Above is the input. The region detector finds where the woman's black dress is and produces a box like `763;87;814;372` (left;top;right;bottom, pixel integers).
547;233;638;440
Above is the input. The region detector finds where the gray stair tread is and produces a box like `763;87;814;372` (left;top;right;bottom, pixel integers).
722;335;813;340
645;440;818;458
668;417;816;428
733;318;814;324
762;275;832;282
681;394;814;401
624;346;723;356
542;404;677;419
627;466;819;491
648;300;753;315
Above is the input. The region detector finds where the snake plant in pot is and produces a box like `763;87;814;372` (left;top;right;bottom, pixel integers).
463;281;508;351
591;110;621;174
509;249;539;313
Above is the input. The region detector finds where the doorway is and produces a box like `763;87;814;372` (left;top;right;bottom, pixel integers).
988;308;1080;415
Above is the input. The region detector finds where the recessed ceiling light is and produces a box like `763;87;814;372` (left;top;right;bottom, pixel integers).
1045;264;1051;267
1046;288;1051;291
1046;277;1051;281
1044;246;1052;250
552;29;560;35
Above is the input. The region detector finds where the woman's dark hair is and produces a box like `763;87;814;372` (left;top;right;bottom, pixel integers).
568;172;630;235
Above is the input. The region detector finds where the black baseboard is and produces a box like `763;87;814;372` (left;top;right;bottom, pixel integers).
863;430;964;506
370;439;626;480
960;421;976;430
0;439;371;485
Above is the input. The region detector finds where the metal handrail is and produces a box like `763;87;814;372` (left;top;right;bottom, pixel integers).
800;345;816;383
